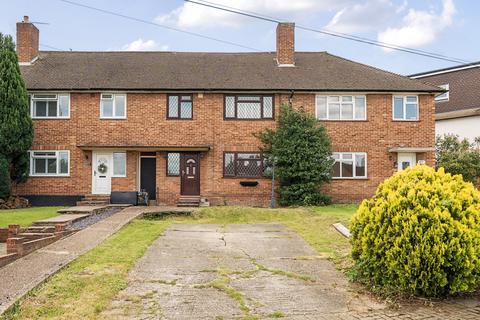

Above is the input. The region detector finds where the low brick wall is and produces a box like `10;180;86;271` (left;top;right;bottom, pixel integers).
0;228;8;242
0;253;19;268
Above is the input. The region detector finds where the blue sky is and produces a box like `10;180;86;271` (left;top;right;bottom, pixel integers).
0;0;477;75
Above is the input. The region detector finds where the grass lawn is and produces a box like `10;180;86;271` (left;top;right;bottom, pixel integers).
0;207;62;228
3;205;357;320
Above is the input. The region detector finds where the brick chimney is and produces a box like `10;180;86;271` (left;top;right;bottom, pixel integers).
16;16;39;64
276;22;295;66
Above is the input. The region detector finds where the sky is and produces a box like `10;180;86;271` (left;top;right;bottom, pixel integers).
0;0;478;75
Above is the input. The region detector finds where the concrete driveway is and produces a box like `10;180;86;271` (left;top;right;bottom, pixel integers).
103;224;383;319
104;224;480;319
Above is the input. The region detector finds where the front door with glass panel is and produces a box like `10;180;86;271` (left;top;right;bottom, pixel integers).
397;153;416;171
92;152;112;194
180;154;200;195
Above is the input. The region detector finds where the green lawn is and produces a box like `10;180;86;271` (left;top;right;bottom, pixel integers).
3;205;357;320
0;207;62;228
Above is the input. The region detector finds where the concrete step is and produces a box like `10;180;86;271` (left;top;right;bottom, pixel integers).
24;226;56;233
83;196;110;201
177;203;200;207
76;200;109;206
18;232;55;240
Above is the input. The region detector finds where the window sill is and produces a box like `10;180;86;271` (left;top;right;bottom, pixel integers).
392;119;420;122
223;118;275;121
100;117;127;120
332;177;368;180
318;119;368;122
32;117;70;120
223;176;268;179
112;175;127;178
30;174;70;178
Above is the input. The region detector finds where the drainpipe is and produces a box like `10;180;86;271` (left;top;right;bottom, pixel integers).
288;90;295;106
270;157;277;208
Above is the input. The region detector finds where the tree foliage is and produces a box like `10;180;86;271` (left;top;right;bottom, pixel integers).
436;134;480;184
0;33;33;197
350;166;480;297
0;155;10;199
257;104;334;206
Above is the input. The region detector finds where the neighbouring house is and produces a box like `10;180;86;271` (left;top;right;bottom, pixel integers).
410;62;480;142
13;16;441;207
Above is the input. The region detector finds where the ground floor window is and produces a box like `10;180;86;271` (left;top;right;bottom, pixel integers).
332;152;367;179
224;152;265;178
167;153;180;176
112;152;127;177
30;151;69;176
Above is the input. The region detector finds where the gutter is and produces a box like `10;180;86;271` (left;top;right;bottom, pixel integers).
436;108;480;120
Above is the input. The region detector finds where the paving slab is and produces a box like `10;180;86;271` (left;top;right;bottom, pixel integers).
0;243;5;256
104;223;480;320
57;205;106;214
0;206;164;315
35;213;90;224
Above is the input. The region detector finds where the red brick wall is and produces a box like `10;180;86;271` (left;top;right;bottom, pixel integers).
13;92;435;205
16;18;39;63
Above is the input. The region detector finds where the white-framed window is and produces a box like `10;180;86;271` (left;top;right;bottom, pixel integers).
393;95;418;120
435;84;449;102
316;95;366;120
332;152;367;179
112;152;127;177
100;93;126;119
30;93;70;119
29;151;69;176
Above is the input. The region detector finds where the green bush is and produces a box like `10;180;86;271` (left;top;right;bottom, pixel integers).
350;165;480;297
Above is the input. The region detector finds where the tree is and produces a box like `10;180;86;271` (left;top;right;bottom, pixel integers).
0;33;33;197
436;134;480;184
257;104;334;206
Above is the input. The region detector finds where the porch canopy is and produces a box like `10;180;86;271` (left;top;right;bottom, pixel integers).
77;144;211;152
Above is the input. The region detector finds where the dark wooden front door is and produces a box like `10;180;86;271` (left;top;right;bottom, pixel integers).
180;153;200;195
140;157;156;200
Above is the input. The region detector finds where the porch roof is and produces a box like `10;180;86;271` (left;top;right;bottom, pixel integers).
388;147;435;153
77;145;211;152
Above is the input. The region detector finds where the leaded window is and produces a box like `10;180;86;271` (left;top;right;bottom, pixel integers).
167;153;180;176
224;95;274;120
168;95;193;119
223;152;265;177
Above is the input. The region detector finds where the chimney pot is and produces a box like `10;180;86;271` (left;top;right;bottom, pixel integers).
16;16;39;64
276;22;295;66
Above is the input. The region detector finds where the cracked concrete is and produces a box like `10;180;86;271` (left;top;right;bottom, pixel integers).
103;224;480;319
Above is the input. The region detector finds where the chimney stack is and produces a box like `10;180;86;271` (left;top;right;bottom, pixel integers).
16;16;39;64
276;22;295;67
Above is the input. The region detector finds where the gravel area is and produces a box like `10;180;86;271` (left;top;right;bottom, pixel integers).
0;243;5;256
69;207;123;230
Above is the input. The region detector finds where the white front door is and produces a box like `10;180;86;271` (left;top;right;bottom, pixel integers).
397;153;417;171
92;151;112;194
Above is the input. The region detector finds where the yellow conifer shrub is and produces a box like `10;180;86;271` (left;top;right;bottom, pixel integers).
350;165;480;297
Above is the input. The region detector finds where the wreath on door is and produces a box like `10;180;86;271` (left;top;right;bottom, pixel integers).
97;163;108;174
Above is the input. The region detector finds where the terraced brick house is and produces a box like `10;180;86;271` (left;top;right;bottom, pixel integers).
13;16;441;206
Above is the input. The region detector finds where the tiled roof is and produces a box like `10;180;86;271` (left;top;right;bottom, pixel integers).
20;51;442;92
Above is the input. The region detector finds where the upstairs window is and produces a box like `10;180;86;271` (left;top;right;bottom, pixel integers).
393;95;418;120
435;84;449;102
224;152;266;178
332;152;367;179
100;93;126;119
168;95;193;119
224;95;274;120
31;93;70;119
316;95;366;120
30;151;69;176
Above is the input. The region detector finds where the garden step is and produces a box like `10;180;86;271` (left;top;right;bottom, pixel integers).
24;226;56;233
18;232;55;240
76;200;109;206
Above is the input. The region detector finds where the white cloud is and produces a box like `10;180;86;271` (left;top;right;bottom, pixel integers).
378;0;455;49
122;38;169;51
325;0;399;34
156;0;354;29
